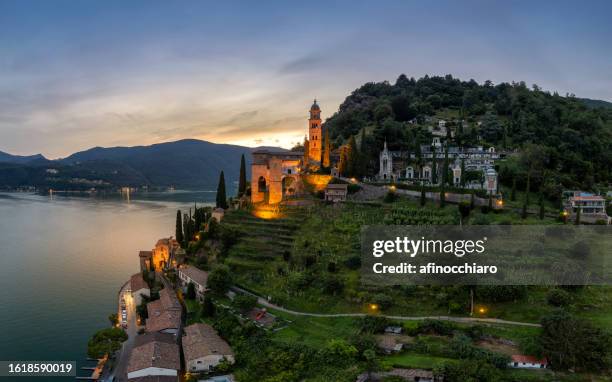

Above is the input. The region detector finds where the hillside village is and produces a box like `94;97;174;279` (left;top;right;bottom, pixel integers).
88;83;612;382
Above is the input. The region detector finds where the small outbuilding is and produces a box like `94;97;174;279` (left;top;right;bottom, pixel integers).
508;355;548;369
324;183;348;202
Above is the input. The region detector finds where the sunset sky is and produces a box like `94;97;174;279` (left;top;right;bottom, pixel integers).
1;0;611;158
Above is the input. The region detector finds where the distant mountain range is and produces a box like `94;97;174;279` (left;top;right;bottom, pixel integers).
0;139;282;190
0;150;47;164
579;98;612;109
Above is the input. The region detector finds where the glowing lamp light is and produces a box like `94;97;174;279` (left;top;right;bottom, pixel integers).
350;177;357;183
496;200;503;206
369;303;379;311
562;211;569;217
478;306;487;314
252;205;282;220
389;185;396;192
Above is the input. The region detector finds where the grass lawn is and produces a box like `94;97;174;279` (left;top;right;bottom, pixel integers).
268;308;359;348
382;352;456;369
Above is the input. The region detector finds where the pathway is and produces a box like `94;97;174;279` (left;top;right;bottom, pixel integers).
107;280;139;382
231;286;541;328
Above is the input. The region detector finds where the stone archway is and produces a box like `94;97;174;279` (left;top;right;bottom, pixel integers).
258;176;267;192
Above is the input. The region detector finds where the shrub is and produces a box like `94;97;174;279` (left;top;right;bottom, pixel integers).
358;315;389;334
233;294;258;313
472;214;491;225
344;256;361;270
458;201;471;219
383;191;397;203
373;293;393;310
207;264;233;295
546;289;571;307
413;319;456;336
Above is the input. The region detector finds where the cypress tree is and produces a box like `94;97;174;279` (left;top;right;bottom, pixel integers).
216;171;228;209
238;154;247;197
511;177;517;201
338;147;347;176
460;158;466;188
322;129;331;168
347;135;358;177
175;210;183;244
575;206;581;225
303;137;309;168
183;213;192;242
521;173;530;219
442;144;449;186
420;183;426;207
359;129;367;176
440;185;446;208
538;192;545;220
470;190;475;210
431;147;437;184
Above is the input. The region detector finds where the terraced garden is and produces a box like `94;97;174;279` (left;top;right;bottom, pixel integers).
222;208;303;276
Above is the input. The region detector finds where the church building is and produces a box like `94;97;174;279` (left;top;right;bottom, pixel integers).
251;100;327;205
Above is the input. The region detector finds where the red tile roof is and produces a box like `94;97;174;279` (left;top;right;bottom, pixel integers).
130;273;149;292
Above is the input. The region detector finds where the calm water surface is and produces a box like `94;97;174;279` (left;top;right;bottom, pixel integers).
0;191;217;380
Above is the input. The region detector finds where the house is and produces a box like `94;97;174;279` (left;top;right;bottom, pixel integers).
376;334;403;354
565;191;610;224
178;265;209;301
384;326;403;334
129;273;150;306
127;332;180;381
139;251;153;272
211;208;225;222
325;183;348;202
182;323;235;373
138;237;181;272
145;288;182;335
508;355;548;369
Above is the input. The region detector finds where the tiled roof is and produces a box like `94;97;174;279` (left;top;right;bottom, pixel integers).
139;250;152;258
159;288;181;311
130;273;149;292
572;195;604;201
326;184;348;190
145;290;182;333
127;339;180;373
179;265;209;287
134;332;175;347
182;323;233;362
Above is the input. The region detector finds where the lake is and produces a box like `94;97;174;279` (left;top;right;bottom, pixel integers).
0;190;219;381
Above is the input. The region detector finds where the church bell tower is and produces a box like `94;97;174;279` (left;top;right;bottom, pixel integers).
308;99;322;163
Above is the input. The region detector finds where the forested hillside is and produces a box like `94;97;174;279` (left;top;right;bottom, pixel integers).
324;74;612;192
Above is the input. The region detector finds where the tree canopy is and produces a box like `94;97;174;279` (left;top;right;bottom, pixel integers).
323;74;611;189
